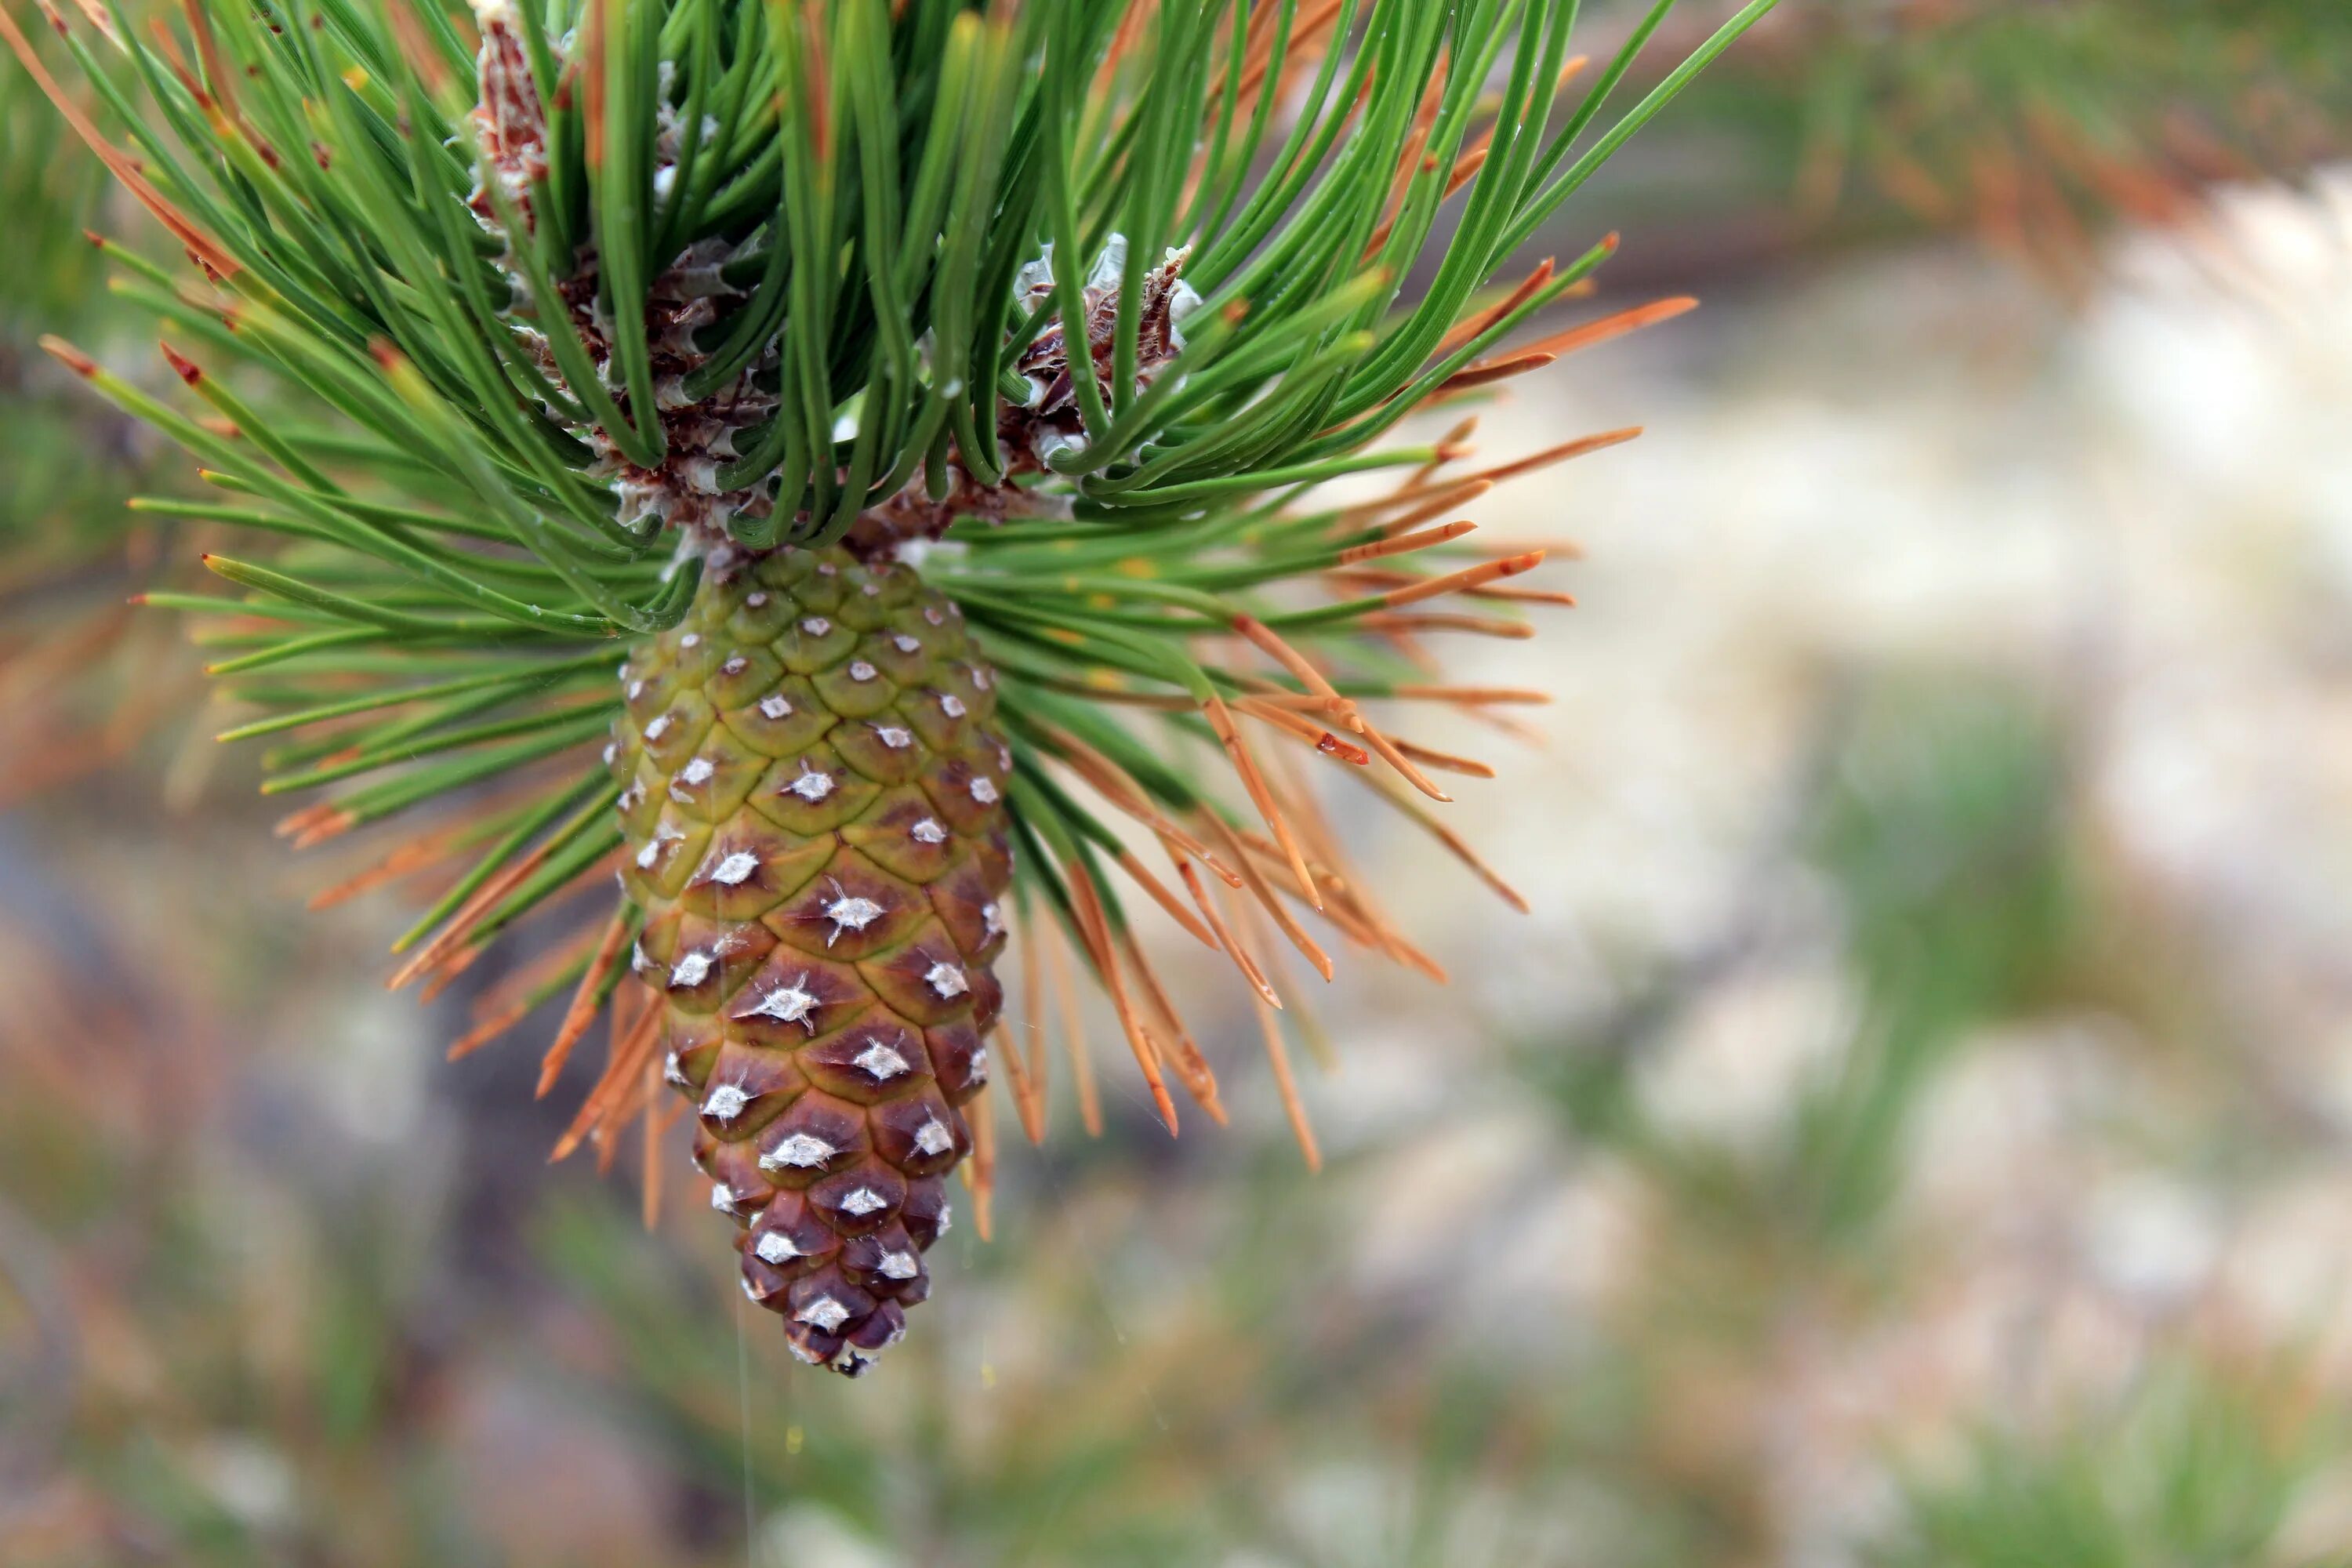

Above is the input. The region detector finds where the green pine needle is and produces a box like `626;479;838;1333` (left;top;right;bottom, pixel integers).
11;0;1777;999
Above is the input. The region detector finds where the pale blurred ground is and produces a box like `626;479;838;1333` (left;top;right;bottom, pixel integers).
6;175;2352;1565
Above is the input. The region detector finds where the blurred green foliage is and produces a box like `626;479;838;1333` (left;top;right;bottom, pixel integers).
1;39;107;326
1608;0;2352;274
1876;1356;2347;1568
1791;676;2077;1248
2;35;149;569
1530;673;2078;1253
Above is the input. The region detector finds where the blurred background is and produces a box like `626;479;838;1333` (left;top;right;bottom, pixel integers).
6;3;2352;1564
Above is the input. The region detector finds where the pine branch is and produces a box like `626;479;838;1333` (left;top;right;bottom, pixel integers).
9;0;1780;1370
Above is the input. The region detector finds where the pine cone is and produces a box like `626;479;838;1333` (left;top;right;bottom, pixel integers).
612;543;1011;1375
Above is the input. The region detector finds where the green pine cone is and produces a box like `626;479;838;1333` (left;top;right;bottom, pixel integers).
612;543;1011;1375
